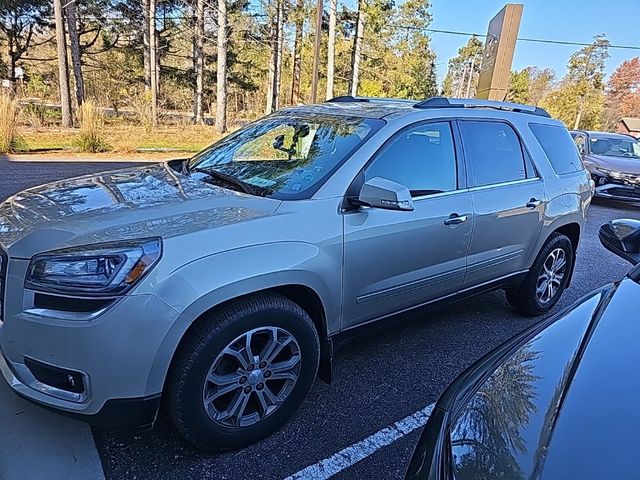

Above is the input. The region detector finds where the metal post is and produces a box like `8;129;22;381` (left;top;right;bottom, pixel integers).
310;0;323;103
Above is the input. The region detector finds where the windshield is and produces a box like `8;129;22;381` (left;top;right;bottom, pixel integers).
590;136;640;159
188;114;383;199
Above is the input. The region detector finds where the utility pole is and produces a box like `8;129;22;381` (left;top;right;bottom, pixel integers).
310;0;323;103
53;0;72;127
465;54;479;99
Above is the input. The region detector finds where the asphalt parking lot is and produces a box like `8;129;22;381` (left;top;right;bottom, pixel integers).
0;156;637;480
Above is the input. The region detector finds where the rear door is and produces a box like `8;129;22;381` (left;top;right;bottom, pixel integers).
458;119;545;289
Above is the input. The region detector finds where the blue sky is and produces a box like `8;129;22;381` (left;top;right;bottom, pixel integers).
429;0;640;83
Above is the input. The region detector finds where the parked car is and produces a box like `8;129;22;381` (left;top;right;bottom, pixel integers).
405;217;640;480
571;130;640;201
0;97;591;450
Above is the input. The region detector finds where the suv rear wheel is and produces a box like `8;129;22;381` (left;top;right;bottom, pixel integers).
167;293;320;450
506;233;574;316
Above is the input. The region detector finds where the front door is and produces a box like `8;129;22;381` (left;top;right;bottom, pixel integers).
342;121;473;328
458;120;545;289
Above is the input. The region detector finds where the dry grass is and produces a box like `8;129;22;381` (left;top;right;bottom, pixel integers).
0;95;20;153
19;123;223;155
77;101;109;152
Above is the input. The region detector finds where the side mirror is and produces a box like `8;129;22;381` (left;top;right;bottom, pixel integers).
356;177;414;211
599;219;640;265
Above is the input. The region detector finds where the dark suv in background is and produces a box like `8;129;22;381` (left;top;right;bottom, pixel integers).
571;130;640;201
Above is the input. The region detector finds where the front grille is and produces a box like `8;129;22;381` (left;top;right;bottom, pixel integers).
0;247;6;323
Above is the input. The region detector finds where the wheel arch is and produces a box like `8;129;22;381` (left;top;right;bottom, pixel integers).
539;220;581;287
158;282;334;400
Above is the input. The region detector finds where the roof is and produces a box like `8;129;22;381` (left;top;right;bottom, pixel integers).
620;117;640;132
575;130;638;140
276;101;413;120
278;96;552;120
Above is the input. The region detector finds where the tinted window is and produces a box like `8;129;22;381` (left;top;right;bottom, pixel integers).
365;122;457;196
189;114;383;199
531;123;583;174
460;121;526;187
589;135;640;159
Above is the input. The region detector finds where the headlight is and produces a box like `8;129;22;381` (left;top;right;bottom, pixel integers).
596;167;623;180
25;238;162;296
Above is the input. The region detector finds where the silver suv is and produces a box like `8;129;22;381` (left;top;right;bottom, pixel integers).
0;97;592;450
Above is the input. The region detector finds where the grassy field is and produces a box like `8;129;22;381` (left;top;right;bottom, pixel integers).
16;123;224;155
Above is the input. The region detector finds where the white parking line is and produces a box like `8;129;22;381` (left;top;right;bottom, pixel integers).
283;403;435;480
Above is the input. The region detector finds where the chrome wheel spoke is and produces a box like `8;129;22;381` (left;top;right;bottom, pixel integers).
215;391;250;423
256;385;282;416
205;382;241;403
269;356;300;381
222;345;252;370
263;336;294;364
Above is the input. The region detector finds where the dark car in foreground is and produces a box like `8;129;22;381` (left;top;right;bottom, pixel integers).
406;218;640;480
571;130;640;201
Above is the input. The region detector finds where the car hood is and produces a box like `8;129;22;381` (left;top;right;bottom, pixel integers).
439;278;640;479
587;154;640;174
0;163;281;258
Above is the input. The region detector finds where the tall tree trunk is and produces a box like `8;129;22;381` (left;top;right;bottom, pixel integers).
65;0;84;107
349;0;364;97
326;0;337;100
265;0;282;114
194;0;205;124
53;0;72;127
142;0;151;90
215;0;228;133
290;0;304;104
149;0;158;125
275;0;284;108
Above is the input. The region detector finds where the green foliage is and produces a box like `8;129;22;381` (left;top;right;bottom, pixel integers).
442;36;483;97
538;35;609;129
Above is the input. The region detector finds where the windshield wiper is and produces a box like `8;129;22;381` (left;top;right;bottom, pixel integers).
189;166;257;196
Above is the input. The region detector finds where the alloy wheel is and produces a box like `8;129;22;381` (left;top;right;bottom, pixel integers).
202;326;301;428
536;247;567;304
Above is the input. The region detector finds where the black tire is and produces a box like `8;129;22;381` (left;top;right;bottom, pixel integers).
167;293;320;451
506;233;574;316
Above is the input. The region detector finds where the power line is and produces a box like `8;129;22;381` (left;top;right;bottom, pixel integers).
415;27;640;51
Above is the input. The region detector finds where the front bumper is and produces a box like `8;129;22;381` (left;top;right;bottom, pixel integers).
0;352;160;429
0;257;186;428
594;183;640;202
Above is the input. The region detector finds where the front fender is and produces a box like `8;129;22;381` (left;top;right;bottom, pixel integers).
158;241;340;324
142;241;341;392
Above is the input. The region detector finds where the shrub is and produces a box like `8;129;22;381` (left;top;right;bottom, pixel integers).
0;95;20;153
77;101;110;152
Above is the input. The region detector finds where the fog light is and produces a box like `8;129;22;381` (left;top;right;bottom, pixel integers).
599;177;607;186
24;357;86;394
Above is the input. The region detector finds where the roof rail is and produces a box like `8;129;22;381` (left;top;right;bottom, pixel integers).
413;97;551;118
326;96;416;104
326;95;370;103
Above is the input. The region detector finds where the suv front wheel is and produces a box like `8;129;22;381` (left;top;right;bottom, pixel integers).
506;233;574;316
167;293;320;450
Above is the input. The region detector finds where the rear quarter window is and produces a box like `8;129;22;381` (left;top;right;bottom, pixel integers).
530;123;583;174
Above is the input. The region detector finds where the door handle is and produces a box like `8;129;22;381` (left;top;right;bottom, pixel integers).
444;214;468;226
526;198;542;209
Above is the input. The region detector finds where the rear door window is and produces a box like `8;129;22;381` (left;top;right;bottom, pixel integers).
459;121;527;187
531;123;583;174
